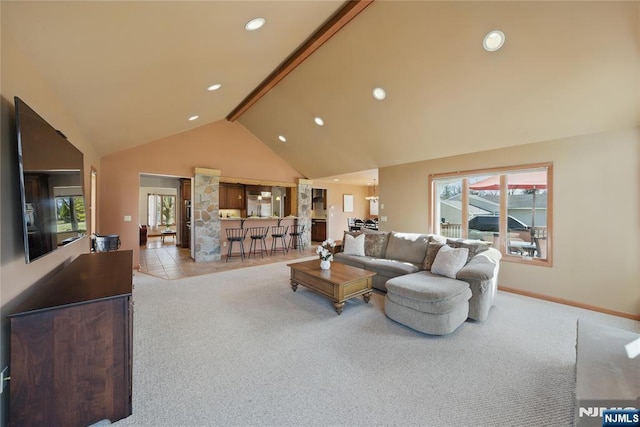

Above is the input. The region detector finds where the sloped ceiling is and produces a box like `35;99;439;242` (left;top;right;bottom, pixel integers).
238;1;640;179
3;1;639;183
1;0;346;155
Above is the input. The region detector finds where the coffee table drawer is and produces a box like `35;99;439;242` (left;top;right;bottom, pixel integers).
343;278;372;298
291;270;334;297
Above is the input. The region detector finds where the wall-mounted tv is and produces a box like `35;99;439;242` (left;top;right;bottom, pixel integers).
15;96;87;263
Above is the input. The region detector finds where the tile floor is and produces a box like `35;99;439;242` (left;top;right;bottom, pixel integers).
139;236;318;280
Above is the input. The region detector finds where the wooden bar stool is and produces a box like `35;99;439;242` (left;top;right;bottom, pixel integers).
288;224;305;252
225;227;247;262
247;226;269;258
270;225;289;255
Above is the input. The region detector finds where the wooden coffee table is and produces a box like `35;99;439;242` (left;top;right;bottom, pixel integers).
287;259;375;314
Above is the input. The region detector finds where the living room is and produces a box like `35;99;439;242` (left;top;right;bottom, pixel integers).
0;1;639;426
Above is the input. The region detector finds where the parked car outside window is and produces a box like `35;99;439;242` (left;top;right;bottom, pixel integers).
468;215;529;232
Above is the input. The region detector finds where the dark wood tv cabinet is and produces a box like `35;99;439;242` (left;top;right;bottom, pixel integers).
8;250;134;427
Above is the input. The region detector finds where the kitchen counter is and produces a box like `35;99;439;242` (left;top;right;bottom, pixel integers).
219;216;300;255
220;216;299;229
221;216;298;220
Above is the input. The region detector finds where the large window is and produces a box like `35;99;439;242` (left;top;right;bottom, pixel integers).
148;194;176;227
430;163;552;265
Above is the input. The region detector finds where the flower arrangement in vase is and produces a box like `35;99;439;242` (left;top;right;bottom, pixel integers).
316;238;336;270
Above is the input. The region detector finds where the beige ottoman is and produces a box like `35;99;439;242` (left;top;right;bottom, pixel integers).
384;271;472;335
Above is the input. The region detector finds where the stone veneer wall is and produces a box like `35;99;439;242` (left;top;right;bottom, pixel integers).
193;168;221;262
297;180;312;249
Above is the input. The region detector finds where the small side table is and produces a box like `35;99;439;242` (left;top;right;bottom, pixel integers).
160;230;176;243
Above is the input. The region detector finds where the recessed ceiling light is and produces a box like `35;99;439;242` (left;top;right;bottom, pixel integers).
483;30;505;52
314;117;324;126
188;115;199;121
207;83;222;91
245;17;265;31
372;87;386;100
278;135;287;142
333;178;339;182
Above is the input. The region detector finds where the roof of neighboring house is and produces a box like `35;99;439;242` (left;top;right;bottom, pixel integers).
445;194;500;212
441;200;491;215
480;193;548;209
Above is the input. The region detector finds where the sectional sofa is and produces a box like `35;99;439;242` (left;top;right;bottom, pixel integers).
333;230;502;334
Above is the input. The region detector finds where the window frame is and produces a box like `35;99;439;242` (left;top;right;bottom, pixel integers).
428;162;553;266
148;194;177;228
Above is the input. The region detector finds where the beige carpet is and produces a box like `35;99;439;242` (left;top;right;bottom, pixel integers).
113;260;640;426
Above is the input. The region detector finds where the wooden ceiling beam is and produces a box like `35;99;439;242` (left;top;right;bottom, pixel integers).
226;0;374;122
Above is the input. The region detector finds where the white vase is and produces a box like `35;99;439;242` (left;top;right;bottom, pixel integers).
320;260;331;270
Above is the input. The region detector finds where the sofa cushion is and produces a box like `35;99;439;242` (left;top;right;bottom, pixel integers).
384;295;470;335
447;238;493;263
384;232;431;265
362;258;421;277
422;241;445;271
342;230;363;245
333;252;367;269
456;248;502;283
429;234;448;244
361;229;390;258
431;245;469;279
386;271;472;314
343;233;365;256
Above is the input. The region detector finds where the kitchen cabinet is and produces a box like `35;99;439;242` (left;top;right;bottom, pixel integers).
311;220;326;242
312;188;327;210
8;251;133;426
220;184;245;209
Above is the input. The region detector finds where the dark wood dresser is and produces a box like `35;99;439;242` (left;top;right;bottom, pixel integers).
8;250;134;427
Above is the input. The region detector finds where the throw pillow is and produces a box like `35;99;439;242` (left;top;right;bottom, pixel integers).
362;229;390;258
430;244;469;279
428;234;447;244
422;242;444;271
341;230;363;252
447;238;492;263
343;233;365;256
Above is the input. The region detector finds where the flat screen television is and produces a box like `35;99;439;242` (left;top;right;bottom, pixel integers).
15;96;87;263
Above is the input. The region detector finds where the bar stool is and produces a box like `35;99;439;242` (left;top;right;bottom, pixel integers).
247;226;269;258
225;227;247;262
288;224;305;252
270;225;289;256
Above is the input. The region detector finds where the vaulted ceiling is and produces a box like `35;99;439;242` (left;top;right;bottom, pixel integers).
3;1;639;185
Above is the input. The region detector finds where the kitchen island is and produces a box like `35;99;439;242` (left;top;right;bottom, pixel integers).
220;216;301;256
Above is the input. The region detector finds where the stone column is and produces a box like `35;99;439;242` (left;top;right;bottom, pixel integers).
297;179;312;248
193;168;221;262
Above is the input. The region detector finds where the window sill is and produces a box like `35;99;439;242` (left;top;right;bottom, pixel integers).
503;254;552;267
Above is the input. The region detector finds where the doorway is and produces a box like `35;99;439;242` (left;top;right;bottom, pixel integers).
90;167;97;236
139;173;192;267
